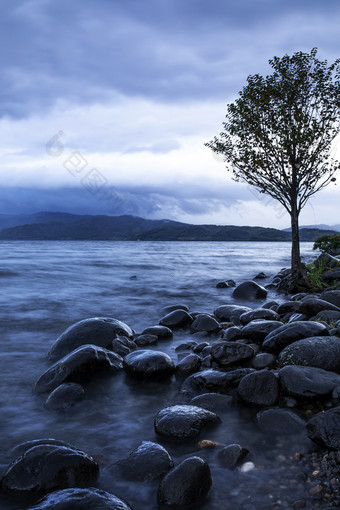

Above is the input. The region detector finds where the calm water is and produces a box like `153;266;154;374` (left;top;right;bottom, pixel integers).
0;241;316;509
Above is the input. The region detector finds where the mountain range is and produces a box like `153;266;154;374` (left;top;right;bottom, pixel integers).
0;212;338;241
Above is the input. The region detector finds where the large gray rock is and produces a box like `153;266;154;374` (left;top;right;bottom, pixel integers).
44;383;85;411
1;444;98;495
257;408;305;434
210;342;255;367
262;321;329;354
232;281;267;300
307;406;340;449
117;441;173;481
320;290;340;308
213;305;252;322
176;354;201;375
191;314;220;333
240;308;280;324
276;301;301;315
279;365;340;399
181;369;254;396
241;320;283;342
154;405;220;440
278;336;340;373
34;345;123;394
23;488;132;509
237;370;279;406
141;325;173;339
159;310;193;328
123;350;175;380
298;298;340;316
158;456;212;506
47;318;134;362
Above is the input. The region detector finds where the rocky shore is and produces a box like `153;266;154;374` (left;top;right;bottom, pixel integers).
1;252;340;509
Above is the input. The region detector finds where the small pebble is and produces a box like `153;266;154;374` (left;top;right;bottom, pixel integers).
240;461;255;473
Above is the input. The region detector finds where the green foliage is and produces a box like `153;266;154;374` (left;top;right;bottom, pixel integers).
306;259;329;289
313;233;340;253
206;48;340;215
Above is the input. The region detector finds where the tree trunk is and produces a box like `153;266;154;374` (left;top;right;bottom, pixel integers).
290;204;304;278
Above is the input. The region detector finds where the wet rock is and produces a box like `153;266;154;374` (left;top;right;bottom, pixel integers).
117;441;173;481
257;408;305;434
251;353;277;370
220;326;244;341
216;279;236;288
141;325;173;339
279;365;340;399
191;314;220;333
175;341;197;352
181;368;254;396
161;304;189;314
192;342;210;353
254;272;268;279
276;301;301;315
262;300;279;309
310;310;340;324
232;281;267;300
214;305;252;322
278;336;340;373
157;456;212;506
320;290;340;308
190;393;233;412
321;268;340;283
210;342;255;367
241;320;283;342
159;310;193;329
34;345;123;394
239;308;280;324
176;354;201;375
298;297;340;316
44;383;85;411
47;318;134;362
307;406;340;449
237;370;279;407
315;252;340;270
10;440;73;459
154;405;220;440
123;350;175;380
262;321;329;355
218;444;249;469
133;334;158;347
23;488;132;509
1;444;98;495
288;313;309;323
111;336;137;357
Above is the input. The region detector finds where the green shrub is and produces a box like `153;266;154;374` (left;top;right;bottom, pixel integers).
313;233;340;253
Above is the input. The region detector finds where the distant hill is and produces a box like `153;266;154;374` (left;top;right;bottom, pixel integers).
283;224;340;232
0;212;337;241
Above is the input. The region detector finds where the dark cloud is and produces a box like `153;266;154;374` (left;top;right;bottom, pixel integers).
0;0;339;117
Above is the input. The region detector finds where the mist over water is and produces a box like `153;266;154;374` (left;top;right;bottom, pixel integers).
0;241;316;509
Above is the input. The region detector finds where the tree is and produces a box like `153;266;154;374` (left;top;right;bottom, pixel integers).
206;48;339;284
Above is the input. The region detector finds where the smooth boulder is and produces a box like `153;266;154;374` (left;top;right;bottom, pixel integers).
214;305;252;322
23;488;132;510
191;314;220;333
210;342;255;367
190;393;233;412
241;320;283;342
257;408;305;434
44;383;85;411
181;368;254;396
141;325;173;339
262;321;329;354
158;456;212;506
240;308;280;324
238;370;279;406
47;318;134;361
154;405;220;440
176;354;201;375
307;406;340;449
34;345;123;394
279;365;340;399
298;297;340;316
1;444;98;495
117;441;173;481
159;310;193;329
278;336;340;373
232;281;267;300
123;350;175;380
218;444;249;469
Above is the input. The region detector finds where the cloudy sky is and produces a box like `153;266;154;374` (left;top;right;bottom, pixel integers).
0;0;339;227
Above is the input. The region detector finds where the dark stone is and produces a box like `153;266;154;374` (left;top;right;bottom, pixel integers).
175;342;197;352
239;308;280;324
254;272;268;279
262;301;279;309
123;350;175;380
278;336;340;373
117;441;173;481
213;305;252;322
0;444;98;495
191;314;220;333
298;297;340;316
154;405;220;440
288;313;309;323
232;281;267;300
221;326;244;341
237;370;279;407
276;301;301;315
23;488;132;509
279;365;340;399
161;304;189;314
34;345;123;394
218;444;249;469
134;334;158;347
44;383;85;411
307;406;340;449
192;342;210;353
262;321;329;355
251;353;277;370
190;393;233;412
157;456;212;506
176;354;201;375
111;336;137;357
141;325;173;339
315;252;339;269
320;290;340;308
47;318;134;362
159;310;193;329
321;268;340;283
257;408;305;434
310;310;340;324
210;342;255;367
181;368;255;396
10;440;73;459
241;320;283;342
216;281;228;288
